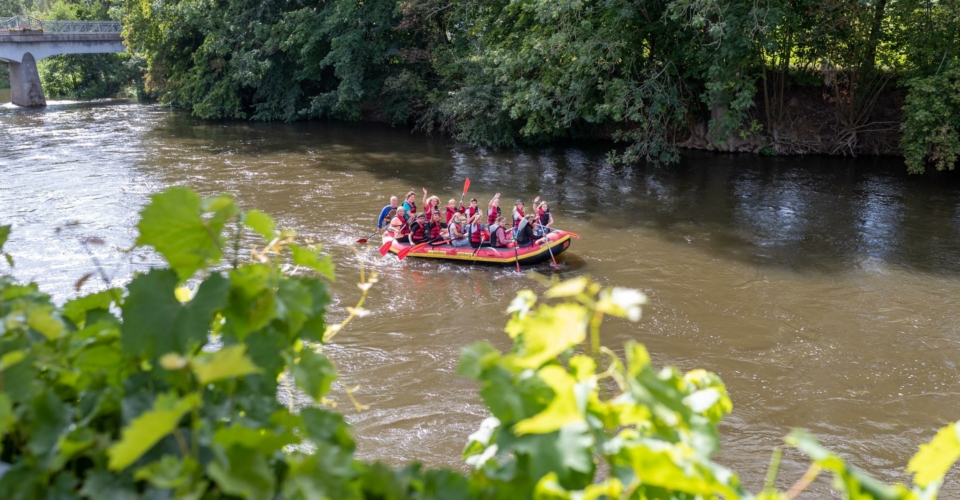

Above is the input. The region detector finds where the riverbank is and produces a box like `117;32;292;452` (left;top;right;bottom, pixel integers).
679;84;904;158
0;78;915;170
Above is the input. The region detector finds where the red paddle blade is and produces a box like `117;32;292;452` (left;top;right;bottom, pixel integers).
379;240;393;256
356;238;368;244
463;178;470;194
397;242;428;260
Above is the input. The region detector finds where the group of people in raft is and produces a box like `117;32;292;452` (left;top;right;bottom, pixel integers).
376;188;555;249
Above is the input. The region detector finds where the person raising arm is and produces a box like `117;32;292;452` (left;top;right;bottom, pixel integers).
427;211;444;242
425;195;441;220
536;201;553;235
420;188;440;217
487;193;501;226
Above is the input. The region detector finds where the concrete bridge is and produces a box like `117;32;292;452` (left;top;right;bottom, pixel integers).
1;16;125;107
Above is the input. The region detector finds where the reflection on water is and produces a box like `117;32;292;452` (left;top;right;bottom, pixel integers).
3;101;960;495
0;88;9;104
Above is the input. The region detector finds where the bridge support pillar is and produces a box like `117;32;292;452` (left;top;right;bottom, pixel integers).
9;53;46;107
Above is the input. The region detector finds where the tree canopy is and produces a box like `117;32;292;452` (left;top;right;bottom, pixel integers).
113;0;960;172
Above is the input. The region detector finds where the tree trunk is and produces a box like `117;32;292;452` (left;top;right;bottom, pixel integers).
863;0;888;75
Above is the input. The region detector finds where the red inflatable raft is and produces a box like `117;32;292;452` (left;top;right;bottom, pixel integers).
384;230;575;265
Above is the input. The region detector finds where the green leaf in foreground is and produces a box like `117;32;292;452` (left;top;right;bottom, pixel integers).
505;303;588;369
121;270;230;358
290;244;335;281
291;347;337;402
207;445;276;500
244;210;278;242
27;391;72;458
26;305;63;340
787;429;907;499
213;425;299;454
191;344;262;385
0;225;9;251
62;288;121;326
301;407;355;450
908;421;960;487
107;393;199;471
136;187;233;281
134;455;199;490
513;365;584;435
0;394;14;441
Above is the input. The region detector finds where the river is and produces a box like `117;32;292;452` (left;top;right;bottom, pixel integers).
3;97;960;495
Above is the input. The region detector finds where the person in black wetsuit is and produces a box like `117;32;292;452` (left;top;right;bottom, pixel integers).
515;214;538;247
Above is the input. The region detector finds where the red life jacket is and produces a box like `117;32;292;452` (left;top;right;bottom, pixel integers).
411;221;426;240
448;222;463;240
445;206;456;224
469;223;483;243
514;207;525;225
487;207;500;226
389;217;409;237
429;221;442;239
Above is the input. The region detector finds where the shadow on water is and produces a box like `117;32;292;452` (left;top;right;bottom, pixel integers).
151;112;960;277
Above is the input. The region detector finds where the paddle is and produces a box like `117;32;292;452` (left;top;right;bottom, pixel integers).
357;227;386;244
554;229;580;239
513;239;521;273
471;231;487;257
379;238;394;256
397;241;429;260
379;219;410;256
535;219;558;268
456;178;471;211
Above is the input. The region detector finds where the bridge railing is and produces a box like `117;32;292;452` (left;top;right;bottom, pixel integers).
0;15;122;34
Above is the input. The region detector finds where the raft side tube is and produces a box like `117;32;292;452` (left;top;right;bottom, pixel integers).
385;231;573;266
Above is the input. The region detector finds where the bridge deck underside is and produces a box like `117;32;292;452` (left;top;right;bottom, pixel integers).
0;32;125;106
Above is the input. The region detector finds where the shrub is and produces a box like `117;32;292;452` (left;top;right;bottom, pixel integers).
902;60;960;174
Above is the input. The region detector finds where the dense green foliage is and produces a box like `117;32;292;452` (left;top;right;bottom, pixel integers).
0;0;142;99
1;0;19;89
34;0;144;100
1;186;960;498
7;0;960;171
117;0;960;171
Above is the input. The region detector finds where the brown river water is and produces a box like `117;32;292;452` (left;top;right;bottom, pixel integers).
3;96;960;495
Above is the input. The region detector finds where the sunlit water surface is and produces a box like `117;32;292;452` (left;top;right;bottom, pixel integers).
3;98;960;495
